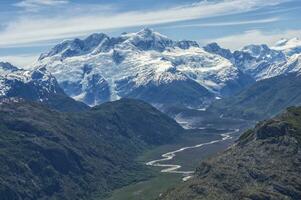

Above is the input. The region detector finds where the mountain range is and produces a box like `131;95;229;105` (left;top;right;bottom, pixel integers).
0;29;299;111
0;29;300;123
205;38;301;81
36;28;255;108
33;29;301;110
0;28;301;200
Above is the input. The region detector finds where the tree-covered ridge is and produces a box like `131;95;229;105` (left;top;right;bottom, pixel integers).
209;73;301;120
0;98;182;200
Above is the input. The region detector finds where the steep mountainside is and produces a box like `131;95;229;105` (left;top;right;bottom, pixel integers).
160;106;301;200
0;62;88;112
0;98;182;200
208;72;301;120
36;28;253;107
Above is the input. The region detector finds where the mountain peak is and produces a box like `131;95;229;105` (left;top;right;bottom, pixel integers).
275;37;300;47
84;33;109;46
203;42;232;60
133;27;169;41
204;42;220;49
272;37;301;56
39;32;110;60
138;27;154;35
241;44;283;60
0;61;19;70
242;44;270;52
122;28;173;51
0;61;19;74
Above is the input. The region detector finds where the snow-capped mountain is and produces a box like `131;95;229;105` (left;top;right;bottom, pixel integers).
37;28;253;107
272;37;301;56
232;44;287;80
204;40;301;81
0;62;19;75
203;42;233;60
0;62;60;99
0;62;87;111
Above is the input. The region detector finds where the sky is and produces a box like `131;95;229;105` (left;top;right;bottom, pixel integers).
0;0;300;67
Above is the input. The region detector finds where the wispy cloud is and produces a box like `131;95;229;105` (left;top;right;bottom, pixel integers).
205;29;301;50
163;17;280;29
15;0;69;12
0;0;288;47
0;54;38;68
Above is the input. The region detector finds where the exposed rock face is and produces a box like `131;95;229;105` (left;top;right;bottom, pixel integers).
159;107;301;200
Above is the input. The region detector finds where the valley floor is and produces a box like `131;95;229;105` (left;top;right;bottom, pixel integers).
105;118;250;200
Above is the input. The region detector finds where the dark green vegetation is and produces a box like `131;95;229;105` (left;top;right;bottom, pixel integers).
159;106;301;200
0;98;182;200
106;174;182;200
164;105;253;130
35;93;88;112
209;73;301;120
106;129;238;200
124;79;214;108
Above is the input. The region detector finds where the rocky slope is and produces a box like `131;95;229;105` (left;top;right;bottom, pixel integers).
159;106;301;200
36;28;253;107
0;62;88;112
0;98;182;200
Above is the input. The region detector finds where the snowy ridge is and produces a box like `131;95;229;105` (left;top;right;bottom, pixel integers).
233;44;287;80
204;39;301;81
0;62;61;101
272;37;301;56
37;28;248;107
35;28;301;107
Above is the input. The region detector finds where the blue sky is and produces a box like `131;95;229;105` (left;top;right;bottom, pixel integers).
0;0;301;67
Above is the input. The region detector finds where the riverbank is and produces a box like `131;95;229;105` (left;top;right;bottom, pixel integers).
146;129;239;181
105;128;240;200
